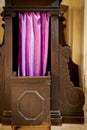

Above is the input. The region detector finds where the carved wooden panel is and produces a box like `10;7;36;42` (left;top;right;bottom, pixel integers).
50;13;85;124
58;16;85;123
11;76;50;126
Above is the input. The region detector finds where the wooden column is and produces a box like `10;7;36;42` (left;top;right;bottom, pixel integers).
51;16;59;110
0;45;5;122
51;14;62;125
2;10;15;124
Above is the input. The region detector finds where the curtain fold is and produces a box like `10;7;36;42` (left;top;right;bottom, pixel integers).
18;13;26;76
26;13;34;76
18;12;49;76
33;12;41;76
41;13;49;76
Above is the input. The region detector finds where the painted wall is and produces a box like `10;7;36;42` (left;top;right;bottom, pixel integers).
0;0;5;6
0;0;5;44
0;8;4;45
83;0;87;91
61;0;84;65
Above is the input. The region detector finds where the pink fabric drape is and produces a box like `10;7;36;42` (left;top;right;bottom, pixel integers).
18;12;49;76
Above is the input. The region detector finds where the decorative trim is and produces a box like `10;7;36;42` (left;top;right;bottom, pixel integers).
17;91;44;121
1;10;16;18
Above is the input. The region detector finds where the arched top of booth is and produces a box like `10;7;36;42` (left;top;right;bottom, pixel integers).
5;0;62;7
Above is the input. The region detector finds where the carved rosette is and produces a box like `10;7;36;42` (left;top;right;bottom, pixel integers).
1;9;16;19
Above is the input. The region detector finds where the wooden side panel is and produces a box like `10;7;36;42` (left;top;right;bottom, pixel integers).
58;15;85;123
51;13;85;124
58;44;85;123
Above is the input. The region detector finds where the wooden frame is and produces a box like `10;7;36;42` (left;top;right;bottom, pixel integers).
0;0;85;127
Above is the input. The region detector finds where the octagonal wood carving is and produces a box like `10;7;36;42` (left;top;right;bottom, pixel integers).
17;91;44;121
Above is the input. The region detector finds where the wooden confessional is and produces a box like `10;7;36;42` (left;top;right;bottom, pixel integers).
0;0;85;128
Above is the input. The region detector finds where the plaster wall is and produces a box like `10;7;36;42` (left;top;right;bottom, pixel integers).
0;0;5;44
83;0;87;91
0;0;5;6
62;0;84;65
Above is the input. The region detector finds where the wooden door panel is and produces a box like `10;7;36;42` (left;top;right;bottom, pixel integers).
11;76;50;126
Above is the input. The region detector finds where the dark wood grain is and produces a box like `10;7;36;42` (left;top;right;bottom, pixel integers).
0;45;5;122
5;0;60;6
58;14;85;123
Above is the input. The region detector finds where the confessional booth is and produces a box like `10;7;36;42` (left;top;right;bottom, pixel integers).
0;0;85;129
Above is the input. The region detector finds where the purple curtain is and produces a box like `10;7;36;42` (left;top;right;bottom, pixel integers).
18;12;49;76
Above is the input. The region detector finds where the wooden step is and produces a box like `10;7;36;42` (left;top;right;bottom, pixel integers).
11;124;50;130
